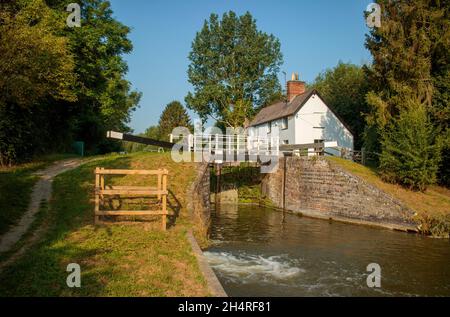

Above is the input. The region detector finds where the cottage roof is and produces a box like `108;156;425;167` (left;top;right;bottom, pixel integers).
249;89;315;127
248;89;354;136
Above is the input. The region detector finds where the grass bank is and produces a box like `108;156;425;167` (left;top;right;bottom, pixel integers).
328;157;450;238
0;152;209;296
0;154;76;235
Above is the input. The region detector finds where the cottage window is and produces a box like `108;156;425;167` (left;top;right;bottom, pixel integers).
267;122;271;134
281;117;288;130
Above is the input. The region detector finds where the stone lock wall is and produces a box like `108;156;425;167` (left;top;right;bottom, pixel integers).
188;163;211;232
261;157;416;229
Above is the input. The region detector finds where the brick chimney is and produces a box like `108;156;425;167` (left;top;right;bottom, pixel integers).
287;72;306;102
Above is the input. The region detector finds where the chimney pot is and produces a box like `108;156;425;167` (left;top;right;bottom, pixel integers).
287;72;305;102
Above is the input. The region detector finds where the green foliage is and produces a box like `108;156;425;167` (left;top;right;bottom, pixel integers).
123;125;161;153
0;0;141;166
414;211;450;238
158;101;193;141
364;0;449;187
0;0;76;107
311;62;369;149
210;164;262;203
55;0;141;154
185;11;283;127
0;0;78;165
379;103;441;191
124;101;192;152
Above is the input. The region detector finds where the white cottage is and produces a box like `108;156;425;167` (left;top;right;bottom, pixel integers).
247;73;354;154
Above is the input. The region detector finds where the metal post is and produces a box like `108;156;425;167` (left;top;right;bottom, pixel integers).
209;135;212;154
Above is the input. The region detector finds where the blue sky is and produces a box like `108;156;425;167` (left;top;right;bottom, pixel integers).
109;0;373;133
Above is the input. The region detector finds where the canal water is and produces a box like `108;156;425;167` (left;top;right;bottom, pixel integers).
204;204;450;297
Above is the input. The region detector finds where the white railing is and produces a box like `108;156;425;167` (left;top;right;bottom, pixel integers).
170;134;279;157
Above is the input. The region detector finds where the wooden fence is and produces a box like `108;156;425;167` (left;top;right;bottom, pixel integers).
94;167;168;230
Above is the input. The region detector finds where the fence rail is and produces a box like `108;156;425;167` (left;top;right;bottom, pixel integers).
94;167;168;230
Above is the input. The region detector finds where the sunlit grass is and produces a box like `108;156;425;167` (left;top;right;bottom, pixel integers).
0;152;209;296
0;154;77;235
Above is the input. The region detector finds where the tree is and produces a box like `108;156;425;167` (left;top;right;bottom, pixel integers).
364;0;448;186
158;101;193;141
379;102;441;191
51;0;141;154
0;0;141;165
0;0;77;165
0;0;76;107
123;125;160;153
311;62;369;149
185;11;283;127
429;2;450;186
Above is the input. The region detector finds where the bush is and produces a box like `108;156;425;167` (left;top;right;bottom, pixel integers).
379;103;441;191
414;212;450;238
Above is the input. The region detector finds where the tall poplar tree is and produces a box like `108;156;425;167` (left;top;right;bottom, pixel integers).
185;11;283;127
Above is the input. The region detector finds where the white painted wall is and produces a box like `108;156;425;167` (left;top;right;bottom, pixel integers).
248;116;295;144
248;93;354;152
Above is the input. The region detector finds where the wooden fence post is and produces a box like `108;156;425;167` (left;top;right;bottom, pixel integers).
95;167;100;224
157;171;162;201
94;168;169;230
162;170;167;231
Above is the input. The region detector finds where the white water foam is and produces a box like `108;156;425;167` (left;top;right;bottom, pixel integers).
204;251;304;284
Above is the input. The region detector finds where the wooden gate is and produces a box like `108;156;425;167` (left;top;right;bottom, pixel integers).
94;168;168;230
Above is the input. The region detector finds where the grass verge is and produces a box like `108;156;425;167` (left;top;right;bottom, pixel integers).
0;152;209;296
0;154;77;235
328;157;450;238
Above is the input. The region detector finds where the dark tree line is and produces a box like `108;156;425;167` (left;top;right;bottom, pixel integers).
0;0;140;166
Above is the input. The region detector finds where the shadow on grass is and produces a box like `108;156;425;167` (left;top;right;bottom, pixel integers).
0;153;204;296
0;155;133;296
0;170;38;235
167;189;182;228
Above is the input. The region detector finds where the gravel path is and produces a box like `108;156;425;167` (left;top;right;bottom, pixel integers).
0;159;82;253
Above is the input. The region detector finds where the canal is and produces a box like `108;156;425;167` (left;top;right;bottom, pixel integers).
204;204;450;296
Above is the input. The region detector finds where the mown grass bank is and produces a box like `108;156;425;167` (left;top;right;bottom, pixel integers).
0;154;76;235
0;152;209;296
328;157;450;238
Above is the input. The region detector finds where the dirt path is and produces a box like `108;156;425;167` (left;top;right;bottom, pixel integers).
0;159;82;254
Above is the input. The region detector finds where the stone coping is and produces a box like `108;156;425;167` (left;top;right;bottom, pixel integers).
186;230;227;297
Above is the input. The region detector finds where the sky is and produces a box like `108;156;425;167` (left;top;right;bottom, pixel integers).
109;0;373;133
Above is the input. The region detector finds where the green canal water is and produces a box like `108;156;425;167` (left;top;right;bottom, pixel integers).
204;204;450;297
